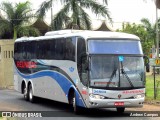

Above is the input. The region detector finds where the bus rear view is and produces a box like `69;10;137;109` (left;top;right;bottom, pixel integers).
86;37;145;113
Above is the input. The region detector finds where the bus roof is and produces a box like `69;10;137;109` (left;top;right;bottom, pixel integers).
15;30;140;42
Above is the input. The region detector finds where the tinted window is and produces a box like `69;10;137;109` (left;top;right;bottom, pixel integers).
14;42;25;60
44;38;75;61
26;41;36;59
14;37;76;61
65;38;76;61
36;40;49;59
55;38;65;60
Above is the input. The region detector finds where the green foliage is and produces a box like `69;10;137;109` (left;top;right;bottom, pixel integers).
117;22;153;56
142;41;153;56
141;18;156;46
146;75;160;100
17;26;41;37
37;0;112;30
0;1;40;39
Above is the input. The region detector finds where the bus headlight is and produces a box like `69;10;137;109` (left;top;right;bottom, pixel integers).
134;94;145;99
89;94;105;99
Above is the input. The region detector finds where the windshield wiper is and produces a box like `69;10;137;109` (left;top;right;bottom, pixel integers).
107;65;117;87
120;62;134;88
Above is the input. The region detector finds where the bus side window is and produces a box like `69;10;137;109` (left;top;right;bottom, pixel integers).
54;38;65;60
14;43;18;60
19;42;24;60
14;42;24;60
77;37;88;86
65;37;76;61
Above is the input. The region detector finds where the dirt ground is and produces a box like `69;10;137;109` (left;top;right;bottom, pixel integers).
0;102;22;111
127;104;160;111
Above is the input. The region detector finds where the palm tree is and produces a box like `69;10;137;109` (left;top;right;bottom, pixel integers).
37;0;112;30
0;1;40;39
141;18;158;45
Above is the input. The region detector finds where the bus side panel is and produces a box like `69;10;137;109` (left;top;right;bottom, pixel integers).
30;71;86;108
36;60;87;107
14;59;87;107
32;76;68;103
14;62;23;93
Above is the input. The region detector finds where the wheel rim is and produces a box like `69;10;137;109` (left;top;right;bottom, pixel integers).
73;96;76;111
29;87;33;100
24;87;27;98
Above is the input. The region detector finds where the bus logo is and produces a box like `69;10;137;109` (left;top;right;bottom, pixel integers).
118;94;122;99
69;67;74;72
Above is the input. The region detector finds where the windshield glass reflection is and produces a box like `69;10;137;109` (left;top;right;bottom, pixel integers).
90;56;145;89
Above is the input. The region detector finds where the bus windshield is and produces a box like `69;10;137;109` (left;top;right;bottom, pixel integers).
89;56;145;89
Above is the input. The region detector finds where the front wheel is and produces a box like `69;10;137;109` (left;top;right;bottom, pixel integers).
28;84;36;103
72;92;81;114
117;107;125;113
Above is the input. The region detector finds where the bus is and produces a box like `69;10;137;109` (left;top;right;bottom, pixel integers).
14;30;148;113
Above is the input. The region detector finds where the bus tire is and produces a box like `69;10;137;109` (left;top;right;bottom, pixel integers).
72;92;81;114
117;107;125;113
28;84;36;103
23;84;29;101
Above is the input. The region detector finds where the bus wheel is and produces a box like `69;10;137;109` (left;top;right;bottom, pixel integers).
72;92;81;114
23;84;29;101
117;107;125;113
28;84;36;103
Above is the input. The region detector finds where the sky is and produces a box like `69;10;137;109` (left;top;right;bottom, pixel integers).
2;0;159;30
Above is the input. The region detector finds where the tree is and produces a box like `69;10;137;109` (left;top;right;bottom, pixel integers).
0;1;40;39
117;23;153;56
141;18;156;45
141;18;160;46
37;0;112;30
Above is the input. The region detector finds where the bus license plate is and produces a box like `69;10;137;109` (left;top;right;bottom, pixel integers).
114;102;124;106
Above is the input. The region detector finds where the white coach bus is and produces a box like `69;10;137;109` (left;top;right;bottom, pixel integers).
14;30;148;113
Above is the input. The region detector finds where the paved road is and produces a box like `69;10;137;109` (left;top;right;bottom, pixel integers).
0;89;159;120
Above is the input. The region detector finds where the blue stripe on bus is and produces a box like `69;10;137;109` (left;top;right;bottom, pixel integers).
16;69;85;107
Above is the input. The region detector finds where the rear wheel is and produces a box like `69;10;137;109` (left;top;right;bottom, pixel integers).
23;84;29;101
117;107;125;113
28;84;36;103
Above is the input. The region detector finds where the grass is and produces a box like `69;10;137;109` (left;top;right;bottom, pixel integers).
146;74;160;101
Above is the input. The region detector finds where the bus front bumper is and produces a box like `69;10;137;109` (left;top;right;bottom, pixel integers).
87;98;144;108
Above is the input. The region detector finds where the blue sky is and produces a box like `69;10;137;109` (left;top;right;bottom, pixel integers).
3;0;158;30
